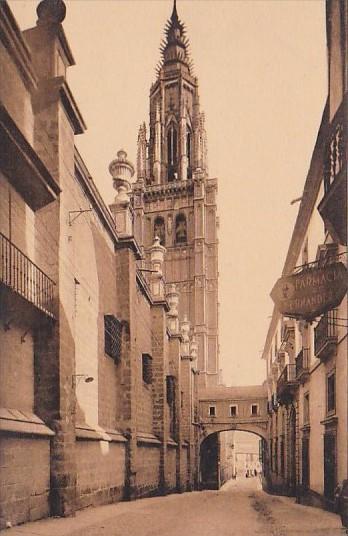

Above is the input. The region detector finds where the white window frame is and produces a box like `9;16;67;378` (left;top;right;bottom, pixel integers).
251;403;259;416
208;405;216;417
229;404;238;417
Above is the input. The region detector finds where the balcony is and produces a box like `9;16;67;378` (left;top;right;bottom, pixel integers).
0;232;55;318
267;393;279;414
318;99;347;245
295;348;310;383
277;364;298;404
314;311;337;362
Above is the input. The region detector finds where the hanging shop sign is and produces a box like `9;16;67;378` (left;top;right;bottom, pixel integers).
270;262;348;320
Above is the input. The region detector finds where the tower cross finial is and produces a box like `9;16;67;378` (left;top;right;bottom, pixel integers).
171;0;178;22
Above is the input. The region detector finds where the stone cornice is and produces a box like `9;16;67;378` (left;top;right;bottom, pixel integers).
59;79;86;135
0;1;37;91
136;270;153;305
33;77;86;135
0;104;61;210
74;148;118;240
151;297;170;312
56;24;75;67
142;179;194;200
167;331;183;341
115;237;142;260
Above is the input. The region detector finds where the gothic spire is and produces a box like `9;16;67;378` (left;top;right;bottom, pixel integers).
171;0;178;23
157;0;193;75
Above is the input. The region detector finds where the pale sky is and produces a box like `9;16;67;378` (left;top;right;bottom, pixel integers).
9;0;327;386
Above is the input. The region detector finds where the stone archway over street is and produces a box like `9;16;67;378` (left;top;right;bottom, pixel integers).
198;385;268;489
198;385;268;440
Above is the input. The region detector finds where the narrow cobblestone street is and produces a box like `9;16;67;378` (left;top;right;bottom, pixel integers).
6;479;344;536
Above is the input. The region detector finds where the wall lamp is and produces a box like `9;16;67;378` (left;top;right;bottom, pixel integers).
72;374;94;387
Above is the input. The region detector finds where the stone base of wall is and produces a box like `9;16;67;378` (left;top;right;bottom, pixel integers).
180;446;188;491
76;439;126;510
166;446;177;491
1;434;194;529
264;472;295;497
297;487;334;512
136;444;161;498
0;435;51;530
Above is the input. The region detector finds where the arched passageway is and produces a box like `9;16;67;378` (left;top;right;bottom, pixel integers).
199;429;268;490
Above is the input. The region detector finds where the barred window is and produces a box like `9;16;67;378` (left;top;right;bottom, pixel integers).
104;315;122;361
142;354;153;385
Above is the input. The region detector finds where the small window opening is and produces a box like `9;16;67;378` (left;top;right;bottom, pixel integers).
104;315;122;361
142;354;153;384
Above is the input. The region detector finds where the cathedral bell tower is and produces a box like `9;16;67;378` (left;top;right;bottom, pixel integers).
132;0;219;388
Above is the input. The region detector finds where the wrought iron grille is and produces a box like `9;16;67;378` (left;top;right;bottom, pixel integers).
314;310;337;356
0;232;55;317
324;108;345;193
278;364;296;387
295;348;310;377
104;314;122;361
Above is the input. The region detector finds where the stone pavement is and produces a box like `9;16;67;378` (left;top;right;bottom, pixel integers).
3;478;345;536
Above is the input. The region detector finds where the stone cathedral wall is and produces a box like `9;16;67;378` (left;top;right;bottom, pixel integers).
0;1;198;528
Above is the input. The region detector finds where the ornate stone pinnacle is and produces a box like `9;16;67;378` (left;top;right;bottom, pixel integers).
167;284;179;316
37;0;66;24
149;237;166;275
109;150;135;182
109;149;135;205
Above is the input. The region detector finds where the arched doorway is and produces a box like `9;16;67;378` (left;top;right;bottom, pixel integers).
199;429;267;491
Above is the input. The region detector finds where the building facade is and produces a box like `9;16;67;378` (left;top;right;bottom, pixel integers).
0;0;215;528
131;1;220;389
263;0;347;510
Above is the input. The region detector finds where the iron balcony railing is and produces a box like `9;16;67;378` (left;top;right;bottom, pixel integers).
314;310;337;357
295;348;310;379
278;364;297;390
318;99;347;245
0;232;55;317
323;104;345;195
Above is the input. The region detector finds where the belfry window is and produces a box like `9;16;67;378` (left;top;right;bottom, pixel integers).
167;124;178;181
175;213;187;244
154;216;165;246
187;129;192;179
